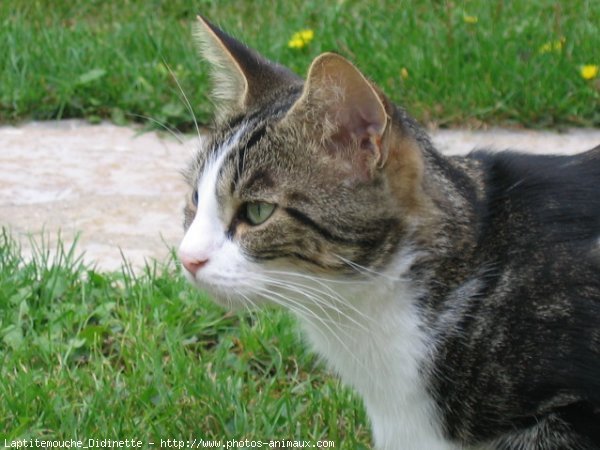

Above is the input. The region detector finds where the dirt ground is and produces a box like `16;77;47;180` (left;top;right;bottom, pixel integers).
1;120;599;272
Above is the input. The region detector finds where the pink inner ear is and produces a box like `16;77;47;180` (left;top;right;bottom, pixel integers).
331;110;380;149
285;53;388;180
327;95;387;180
327;126;383;183
321;62;387;169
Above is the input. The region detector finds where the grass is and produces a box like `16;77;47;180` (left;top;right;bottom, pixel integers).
0;230;371;448
0;0;599;130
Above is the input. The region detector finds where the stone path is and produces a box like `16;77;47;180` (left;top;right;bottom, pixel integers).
1;120;598;271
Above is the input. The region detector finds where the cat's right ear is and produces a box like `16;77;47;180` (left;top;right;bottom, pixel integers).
194;16;301;120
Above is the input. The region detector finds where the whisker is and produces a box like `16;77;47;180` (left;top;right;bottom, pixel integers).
259;276;372;333
127;113;185;144
162;59;203;146
270;282;360;331
253;286;362;364
236;290;262;329
263;269;367;285
260;270;377;327
251;287;322;330
251;284;367;369
334;254;402;281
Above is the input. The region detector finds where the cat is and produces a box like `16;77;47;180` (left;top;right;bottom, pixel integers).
177;16;600;450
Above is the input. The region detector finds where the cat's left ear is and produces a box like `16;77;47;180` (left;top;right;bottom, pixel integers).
194;16;301;120
284;53;389;181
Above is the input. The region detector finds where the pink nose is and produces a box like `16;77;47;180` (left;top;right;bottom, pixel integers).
180;255;208;276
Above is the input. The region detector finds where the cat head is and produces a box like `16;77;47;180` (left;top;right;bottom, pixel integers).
179;17;430;309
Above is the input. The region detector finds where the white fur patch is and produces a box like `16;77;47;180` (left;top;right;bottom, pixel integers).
179;125;254;305
294;251;458;450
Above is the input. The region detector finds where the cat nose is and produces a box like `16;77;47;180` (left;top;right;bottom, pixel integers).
179;254;209;276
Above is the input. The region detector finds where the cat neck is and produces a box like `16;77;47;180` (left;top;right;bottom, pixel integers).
384;108;487;289
294;248;457;450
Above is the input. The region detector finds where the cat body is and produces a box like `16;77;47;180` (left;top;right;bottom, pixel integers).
178;17;600;450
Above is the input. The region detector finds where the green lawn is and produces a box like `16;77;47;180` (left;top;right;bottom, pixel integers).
1;0;599;129
0;230;371;447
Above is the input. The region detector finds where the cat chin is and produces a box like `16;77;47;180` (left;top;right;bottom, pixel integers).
183;272;268;311
207;289;269;311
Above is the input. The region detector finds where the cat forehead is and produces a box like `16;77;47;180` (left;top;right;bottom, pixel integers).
193;85;298;164
191;120;294;199
193;111;315;195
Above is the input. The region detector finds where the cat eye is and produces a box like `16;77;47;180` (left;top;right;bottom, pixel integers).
245;202;276;226
191;189;198;206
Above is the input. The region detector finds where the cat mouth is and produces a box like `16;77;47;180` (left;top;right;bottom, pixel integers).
184;271;268;310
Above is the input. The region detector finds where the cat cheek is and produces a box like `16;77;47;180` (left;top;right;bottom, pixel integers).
181;239;258;309
178;217;253;297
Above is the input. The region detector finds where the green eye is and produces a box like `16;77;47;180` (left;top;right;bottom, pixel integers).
245;202;276;225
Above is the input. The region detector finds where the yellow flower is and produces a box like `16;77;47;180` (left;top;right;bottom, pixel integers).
539;37;565;54
463;14;478;24
580;64;599;80
288;29;314;49
400;67;409;80
299;29;314;41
